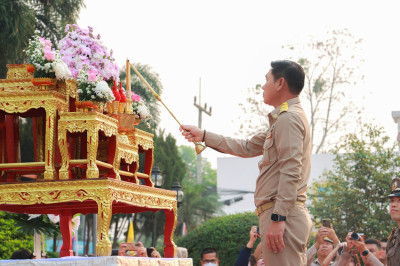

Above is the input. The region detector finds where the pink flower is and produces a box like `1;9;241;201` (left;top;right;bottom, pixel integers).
44;51;55;61
65;24;70;33
44;40;52;48
131;92;141;102
88;70;97;82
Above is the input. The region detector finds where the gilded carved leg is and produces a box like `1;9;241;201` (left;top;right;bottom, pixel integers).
44;108;57;180
86;129;99;179
96;197;112;256
113;148;121;180
58;124;70;180
163;205;178;258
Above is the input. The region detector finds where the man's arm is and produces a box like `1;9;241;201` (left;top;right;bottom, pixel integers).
273;112;305;216
181;124;266;158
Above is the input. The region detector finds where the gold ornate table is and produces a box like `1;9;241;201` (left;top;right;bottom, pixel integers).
0;179;178;257
0;79;69;180
58;112;119;180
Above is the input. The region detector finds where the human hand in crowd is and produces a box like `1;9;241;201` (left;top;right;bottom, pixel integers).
148;247;161;258
345;232;354;251
180;125;204;143
325;225;340;245
247;226;260;249
266;221;285;253
351;237;368;254
118;242;128;256
315;227;328;249
135;241;148;257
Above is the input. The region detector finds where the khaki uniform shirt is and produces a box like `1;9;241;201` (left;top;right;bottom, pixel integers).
387;228;400;266
205;97;311;216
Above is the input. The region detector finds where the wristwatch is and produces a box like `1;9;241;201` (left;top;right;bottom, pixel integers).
271;213;286;222
361;249;370;256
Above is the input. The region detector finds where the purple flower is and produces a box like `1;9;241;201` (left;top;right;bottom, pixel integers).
65;24;70;33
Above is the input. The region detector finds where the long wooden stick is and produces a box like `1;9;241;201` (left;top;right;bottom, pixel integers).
129;62;206;154
130;63;182;127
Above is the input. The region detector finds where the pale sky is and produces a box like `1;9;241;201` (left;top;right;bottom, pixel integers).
78;0;400;167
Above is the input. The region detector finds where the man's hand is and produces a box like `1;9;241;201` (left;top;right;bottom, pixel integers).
266;221;285;253
180;125;203;143
135;241;148;257
345;232;355;251
325;225;340;245
247;226;260;249
352;238;368;254
118;242;128;256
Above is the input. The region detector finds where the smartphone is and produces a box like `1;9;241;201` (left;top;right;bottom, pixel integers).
256;226;260;235
125;242;140;251
322;218;331;228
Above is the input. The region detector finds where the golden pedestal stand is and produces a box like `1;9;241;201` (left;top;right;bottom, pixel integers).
0;64;178;258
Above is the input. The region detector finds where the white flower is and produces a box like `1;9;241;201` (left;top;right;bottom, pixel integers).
48;214;60;224
54;60;71;80
28;214;41;220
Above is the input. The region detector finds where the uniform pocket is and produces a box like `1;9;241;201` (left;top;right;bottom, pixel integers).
263;138;277;164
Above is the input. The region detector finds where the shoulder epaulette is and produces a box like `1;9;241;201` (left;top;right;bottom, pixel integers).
279;102;288;113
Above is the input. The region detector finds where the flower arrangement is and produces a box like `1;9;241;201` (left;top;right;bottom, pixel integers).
24;32;71;80
76;66;115;103
58;24;119;82
131;91;151;126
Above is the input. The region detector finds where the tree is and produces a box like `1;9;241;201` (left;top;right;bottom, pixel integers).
0;0;85;78
0;211;34;260
120;63;163;131
175;212;259;266
178;145;223;231
308;125;400;241
237;29;364;153
237;84;271;137
0;0;35;78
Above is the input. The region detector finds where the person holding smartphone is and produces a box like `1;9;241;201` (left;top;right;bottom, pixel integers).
336;232;383;266
306;224;341;266
235;226;260;266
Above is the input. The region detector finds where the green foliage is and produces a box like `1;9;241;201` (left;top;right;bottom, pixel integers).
19;118;35;162
0;0;85;78
176;212;259;266
0;212;34;260
120;63;163;130
0;0;35;77
12;214;59;237
178;145;223;232
308;125;400;241
131;131;187;246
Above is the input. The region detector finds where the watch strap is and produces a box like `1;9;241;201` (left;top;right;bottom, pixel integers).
361;249;370;256
271;213;286;222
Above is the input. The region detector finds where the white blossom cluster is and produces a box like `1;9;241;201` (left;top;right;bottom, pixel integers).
133;100;151;120
24;33;71;80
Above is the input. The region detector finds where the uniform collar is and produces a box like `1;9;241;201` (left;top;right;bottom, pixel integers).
268;97;300;124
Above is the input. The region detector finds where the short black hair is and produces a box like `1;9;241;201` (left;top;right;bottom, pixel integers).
380;238;388;243
201;247;219;259
11;249;34;260
270;60;305;95
365;238;381;249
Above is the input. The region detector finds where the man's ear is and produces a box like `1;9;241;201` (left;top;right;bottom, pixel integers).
276;77;285;91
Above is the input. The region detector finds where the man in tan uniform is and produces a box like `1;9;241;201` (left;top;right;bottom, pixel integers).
181;60;312;265
386;177;400;266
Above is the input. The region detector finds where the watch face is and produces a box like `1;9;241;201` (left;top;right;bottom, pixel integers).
271;213;279;221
